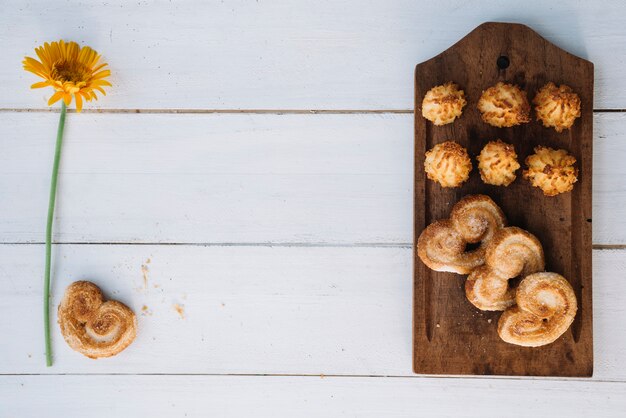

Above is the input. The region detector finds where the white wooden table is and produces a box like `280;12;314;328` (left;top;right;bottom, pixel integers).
1;1;626;416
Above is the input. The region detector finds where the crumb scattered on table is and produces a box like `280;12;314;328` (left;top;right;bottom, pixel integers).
173;303;185;319
141;263;149;289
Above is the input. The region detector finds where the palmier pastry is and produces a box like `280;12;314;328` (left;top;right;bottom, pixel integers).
498;272;577;347
523;146;578;196
58;281;137;359
533;82;581;132
477;140;520;186
465;227;545;311
417;194;506;274
477;82;531;127
424;141;472;188
421;82;467;126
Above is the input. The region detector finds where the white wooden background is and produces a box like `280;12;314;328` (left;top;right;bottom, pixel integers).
1;1;626;416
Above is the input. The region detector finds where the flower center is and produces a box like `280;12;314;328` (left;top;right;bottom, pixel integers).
51;60;90;84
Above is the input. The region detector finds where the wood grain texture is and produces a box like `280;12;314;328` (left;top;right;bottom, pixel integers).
413;23;593;376
2;0;626;110
2;375;626;418
2;112;625;245
1;245;625;380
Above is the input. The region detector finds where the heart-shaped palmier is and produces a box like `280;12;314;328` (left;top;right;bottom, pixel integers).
465;227;545;311
417;194;506;274
498;272;577;347
58;281;137;359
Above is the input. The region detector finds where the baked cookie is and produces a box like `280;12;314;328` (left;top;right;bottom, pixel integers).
421;82;467;126
424;141;472;188
477;140;520;186
477;82;531;128
498;272;577;347
523;146;578;196
58;281;137;359
533;82;581;132
465;227;545;311
417;195;506;274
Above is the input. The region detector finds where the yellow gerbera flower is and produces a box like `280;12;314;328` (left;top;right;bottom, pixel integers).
23;40;111;112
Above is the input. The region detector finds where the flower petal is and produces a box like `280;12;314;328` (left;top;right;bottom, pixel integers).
91;79;112;87
74;93;83;112
47;91;65;106
31;81;50;89
90;69;111;80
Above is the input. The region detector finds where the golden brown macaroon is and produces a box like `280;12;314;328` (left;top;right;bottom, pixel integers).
523;146;578;196
421;82;467;126
424;141;472;188
477;140;520;186
533;82;581;132
477;82;531;128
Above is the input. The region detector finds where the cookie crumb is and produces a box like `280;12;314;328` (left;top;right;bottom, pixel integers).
173;303;185;319
141;263;149;289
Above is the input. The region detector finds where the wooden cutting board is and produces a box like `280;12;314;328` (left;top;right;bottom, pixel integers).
413;22;593;376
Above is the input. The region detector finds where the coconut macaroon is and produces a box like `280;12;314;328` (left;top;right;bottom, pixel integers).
421;82;467;126
477;82;531;128
533;82;581;132
424;141;472;188
523;146;578;196
477;140;520;186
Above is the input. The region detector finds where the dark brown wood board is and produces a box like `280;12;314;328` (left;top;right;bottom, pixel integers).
413;22;593;377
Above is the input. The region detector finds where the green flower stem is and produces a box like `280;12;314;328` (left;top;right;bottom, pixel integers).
44;101;67;367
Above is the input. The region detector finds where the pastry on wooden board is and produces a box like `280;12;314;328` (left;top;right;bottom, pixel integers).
523;146;578;196
477;139;520;186
418;194;577;347
58;281;137;359
477;82;531;127
417;194;506;274
498;272;577;347
424;141;472;188
421;82;467;126
533;82;581;132
412;21;592;375
465;227;545;311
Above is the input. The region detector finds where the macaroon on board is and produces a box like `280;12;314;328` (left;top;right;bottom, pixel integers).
413;22;593;376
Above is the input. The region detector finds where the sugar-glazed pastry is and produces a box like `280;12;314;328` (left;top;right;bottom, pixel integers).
465;227;545;311
417;194;506;274
58;281;137;359
477;82;531;128
498;272;577;347
523;146;578;196
424;141;472;188
421;82;467;126
477;140;520;186
533;82;581;132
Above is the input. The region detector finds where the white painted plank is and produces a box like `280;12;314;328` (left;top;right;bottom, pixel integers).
1;0;626;110
0;245;624;380
1;375;625;418
2;112;625;244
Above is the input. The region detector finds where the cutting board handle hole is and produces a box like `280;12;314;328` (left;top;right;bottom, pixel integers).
497;55;510;69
